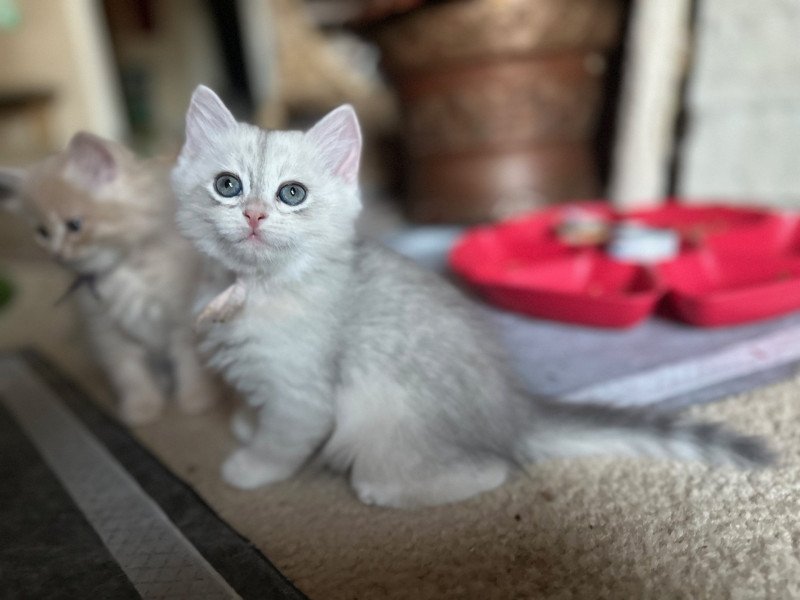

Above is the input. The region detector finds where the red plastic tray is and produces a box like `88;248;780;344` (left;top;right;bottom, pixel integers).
449;201;798;328
658;251;800;326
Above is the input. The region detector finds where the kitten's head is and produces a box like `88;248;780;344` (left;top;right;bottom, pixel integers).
171;85;363;275
0;132;167;274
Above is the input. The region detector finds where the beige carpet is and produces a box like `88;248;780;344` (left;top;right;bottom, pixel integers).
3;259;800;599
130;367;800;599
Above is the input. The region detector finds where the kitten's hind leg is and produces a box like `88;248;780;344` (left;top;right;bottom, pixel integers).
351;455;510;509
91;323;165;425
222;395;333;490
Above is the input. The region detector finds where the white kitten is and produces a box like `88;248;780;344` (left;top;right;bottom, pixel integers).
1;133;218;424
172;86;771;509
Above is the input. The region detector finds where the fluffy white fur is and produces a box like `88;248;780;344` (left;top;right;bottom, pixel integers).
1;133;218;424
171;86;771;509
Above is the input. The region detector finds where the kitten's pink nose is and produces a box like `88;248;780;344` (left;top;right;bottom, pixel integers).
243;208;267;230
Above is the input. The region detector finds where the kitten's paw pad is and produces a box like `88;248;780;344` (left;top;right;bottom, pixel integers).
195;280;247;328
221;449;293;490
119;394;164;425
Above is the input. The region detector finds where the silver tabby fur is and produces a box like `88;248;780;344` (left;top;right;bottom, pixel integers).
171;86;772;508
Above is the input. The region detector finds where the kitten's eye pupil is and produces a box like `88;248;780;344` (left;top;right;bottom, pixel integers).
66;218;82;232
214;173;243;198
36;225;49;239
277;182;307;206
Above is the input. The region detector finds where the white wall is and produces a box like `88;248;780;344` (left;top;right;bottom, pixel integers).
609;0;692;209
678;0;800;207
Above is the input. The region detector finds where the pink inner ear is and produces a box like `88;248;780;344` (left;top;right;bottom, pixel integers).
337;145;361;183
307;105;362;184
67;133;116;185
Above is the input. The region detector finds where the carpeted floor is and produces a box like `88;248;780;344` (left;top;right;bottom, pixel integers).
131;371;799;599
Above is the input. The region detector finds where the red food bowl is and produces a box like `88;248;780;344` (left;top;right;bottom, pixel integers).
449;201;799;328
627;202;791;251
659;250;800;327
470;253;661;328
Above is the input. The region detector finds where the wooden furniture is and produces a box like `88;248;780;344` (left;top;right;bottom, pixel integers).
362;0;626;222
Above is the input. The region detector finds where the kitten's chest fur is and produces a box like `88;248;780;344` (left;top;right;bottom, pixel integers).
85;236;196;348
201;267;347;401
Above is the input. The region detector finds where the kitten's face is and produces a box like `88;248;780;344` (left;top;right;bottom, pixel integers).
21;170;121;272
171;86;363;275
1;133;159;274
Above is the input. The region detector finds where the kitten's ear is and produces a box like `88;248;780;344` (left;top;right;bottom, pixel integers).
182;85;237;158
0;167;26;213
306;105;362;184
66;132;117;186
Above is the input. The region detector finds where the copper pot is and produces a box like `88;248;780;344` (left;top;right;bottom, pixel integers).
371;0;624;223
375;0;624;70
409;143;600;223
396;53;607;157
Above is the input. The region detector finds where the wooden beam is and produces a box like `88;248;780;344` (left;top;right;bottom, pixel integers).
609;0;692;209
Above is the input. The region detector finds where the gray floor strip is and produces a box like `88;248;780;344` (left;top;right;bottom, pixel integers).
0;356;241;600
563;325;800;406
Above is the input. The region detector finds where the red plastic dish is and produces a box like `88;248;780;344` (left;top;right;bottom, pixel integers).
626;202;791;252
468;253;661;328
449;201;799;328
659;250;800;327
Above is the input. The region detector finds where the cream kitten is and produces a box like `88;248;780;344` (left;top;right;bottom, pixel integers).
0;133;217;424
172;86;771;509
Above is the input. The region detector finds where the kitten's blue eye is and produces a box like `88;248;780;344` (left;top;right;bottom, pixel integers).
214;173;243;198
66;218;82;232
36;225;49;239
277;182;307;206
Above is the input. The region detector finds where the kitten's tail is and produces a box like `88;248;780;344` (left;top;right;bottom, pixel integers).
517;398;774;468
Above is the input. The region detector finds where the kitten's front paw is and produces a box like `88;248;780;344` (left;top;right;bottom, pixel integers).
119;392;165;425
195;280;247;328
221;448;295;490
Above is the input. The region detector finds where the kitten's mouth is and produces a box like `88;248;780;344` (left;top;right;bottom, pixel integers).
241;232;265;244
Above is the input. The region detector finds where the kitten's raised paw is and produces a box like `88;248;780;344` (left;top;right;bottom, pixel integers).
195;280;247;328
221;448;295;489
119;393;164;425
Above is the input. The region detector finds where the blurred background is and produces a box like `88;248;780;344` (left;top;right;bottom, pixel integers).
3;0;800;228
0;0;625;229
2;0;800;381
